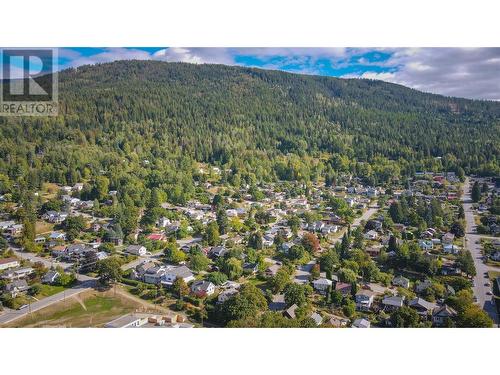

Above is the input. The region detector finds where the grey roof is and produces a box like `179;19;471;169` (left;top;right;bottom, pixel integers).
6;279;29;290
382;295;405;307
310;312;323;325
191;280;214;292
353;318;370;328
166;265;193;278
409;297;435;311
284;304;298;319
105;314;144;328
42;270;60;281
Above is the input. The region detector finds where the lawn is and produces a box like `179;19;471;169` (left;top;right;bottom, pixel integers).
7;288;153;328
35;220;54;235
35;284;66;299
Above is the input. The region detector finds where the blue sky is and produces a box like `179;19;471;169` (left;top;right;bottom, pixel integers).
5;47;500;100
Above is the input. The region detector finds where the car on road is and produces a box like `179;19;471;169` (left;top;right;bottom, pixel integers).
486;291;493;296
473;296;478;302
485;282;491;287
18;304;29;310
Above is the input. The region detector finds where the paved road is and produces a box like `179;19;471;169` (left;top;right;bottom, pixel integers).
121;237;202;271
0;278;97;326
353;205;379;228
461;177;499;326
331;205;380;244
10;245;73;271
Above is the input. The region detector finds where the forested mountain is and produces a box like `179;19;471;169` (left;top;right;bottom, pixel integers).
0;60;499;204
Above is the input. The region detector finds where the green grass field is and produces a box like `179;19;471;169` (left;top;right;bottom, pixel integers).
8;289;148;328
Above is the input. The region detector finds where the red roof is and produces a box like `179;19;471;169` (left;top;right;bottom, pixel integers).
146;233;164;241
0;257;19;265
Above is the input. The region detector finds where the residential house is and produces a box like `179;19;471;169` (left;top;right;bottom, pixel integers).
352;318;371;328
409;297;435;317
209;246;228;259
34;236;46;245
1;267;34;281
191;280;215;297
415;279;433;294
42;270;60;284
443;244;460;255
392;275;410;289
355;290;375;311
283;304;298;319
161;265;195;286
442;232;455;244
7;224;23;236
243;262;258;274
269;294;287;311
0;220;16;231
5;279;29;297
281;241;295;254
432;305;457;326
143;266;167;284
217;288;238;303
145;233;164;242
43;211;68;224
327;315;349;328
310;312;323;326
363;230;378;240
49;232;66;241
312;278;333;294
125;245;147;256
335;282;352;296
321;224;338;235
382;295;405;311
0;257;20;271
418;240;433;251
491;251;500;262
265;264;281;277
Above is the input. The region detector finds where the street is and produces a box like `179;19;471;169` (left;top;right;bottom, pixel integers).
331;205;380;244
9;245;73;271
0;278;96;326
461;177;499;326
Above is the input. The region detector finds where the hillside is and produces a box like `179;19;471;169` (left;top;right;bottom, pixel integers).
0;60;499;200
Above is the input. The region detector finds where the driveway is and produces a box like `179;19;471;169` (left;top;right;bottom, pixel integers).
462;177;499;326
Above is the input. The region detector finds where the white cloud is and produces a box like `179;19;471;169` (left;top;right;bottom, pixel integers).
343;48;500;100
55;47;500;100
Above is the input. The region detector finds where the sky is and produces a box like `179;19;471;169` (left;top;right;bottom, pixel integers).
5;47;500;100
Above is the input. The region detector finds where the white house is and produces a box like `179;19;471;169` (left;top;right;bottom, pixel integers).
418;240;433;251
125;245;147;256
161;265;195;286
355;290;375;311
0;257;20;271
312;278;333;294
364;230;378;240
191;280;215;297
443;244;460;255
